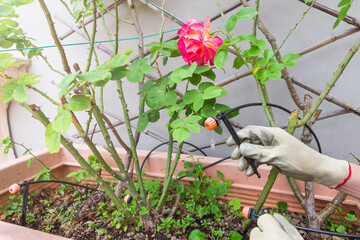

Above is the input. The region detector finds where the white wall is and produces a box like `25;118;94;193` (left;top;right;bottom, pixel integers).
7;0;360;163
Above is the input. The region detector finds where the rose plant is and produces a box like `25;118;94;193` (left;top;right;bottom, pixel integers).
0;0;254;232
0;0;357;238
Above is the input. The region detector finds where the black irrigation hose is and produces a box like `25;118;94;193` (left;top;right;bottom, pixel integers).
139;140;208;174
225;102;322;153
17;179;104;226
16;102;355;237
294;225;360;239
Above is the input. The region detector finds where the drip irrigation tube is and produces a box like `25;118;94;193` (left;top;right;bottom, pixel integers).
11;102;358;238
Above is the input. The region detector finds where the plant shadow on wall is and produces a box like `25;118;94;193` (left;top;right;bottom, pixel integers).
0;0;360;239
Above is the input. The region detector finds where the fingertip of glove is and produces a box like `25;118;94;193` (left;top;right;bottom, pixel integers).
226;136;236;146
245;166;255;177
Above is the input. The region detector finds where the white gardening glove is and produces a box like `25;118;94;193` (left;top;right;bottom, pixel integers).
250;213;303;240
226;125;350;188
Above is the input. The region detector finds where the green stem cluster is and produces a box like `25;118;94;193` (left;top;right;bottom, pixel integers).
21;103;139;224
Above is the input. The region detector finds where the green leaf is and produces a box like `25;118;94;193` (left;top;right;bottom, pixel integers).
236;7;258;20
188;229;206;240
203;86;227;99
45;123;61;154
211;204;220;213
214;47;228;69
188;74;201;86
165;91;177;106
336;225;347;234
170;118;184;129
229;231;243;240
137;113;149;132
256;39;267;50
200;105;217;118
162;56;168;66
1;79;17;103
78;70;111;86
246;46;262;56
217;183;228;195
338;0;351;7
233;56;245;69
172;127;190;143
268;63;284;72
345;212;357;222
170;68;188;83
186;123;200;133
266;71;282;80
139;206;149;215
145;110;159;123
12;82;29;103
58;73;77;97
256;57;268;67
217;170;224;178
126;69;143;83
194;65;211;74
105;53;130;68
201;69;216;80
0;40;13;48
140;62;153;74
145;91;165;109
193;93;204;112
229;198;241;211
0;5;13;17
2;19;18;27
183;89;198;104
184;115;202;123
281;53;302;67
66;95;90;111
198;82;214;92
0;53;12;59
19;73;40;85
226;14;238;32
27;157;34;168
333;4;351;29
53;108;72;133
171;63;197;83
264;49;274;59
277;201;288;212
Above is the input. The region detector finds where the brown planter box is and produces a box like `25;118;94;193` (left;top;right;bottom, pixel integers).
1;144;359;238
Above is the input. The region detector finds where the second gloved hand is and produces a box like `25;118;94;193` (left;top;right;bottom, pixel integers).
226;125;350;188
250;213;303;240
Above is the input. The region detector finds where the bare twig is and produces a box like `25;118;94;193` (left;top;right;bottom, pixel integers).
318;192;347;222
298;27;360;56
136;0;183;26
54;15;113;56
59;0;127;40
298;0;360;29
291;76;360;117
102;113;131;152
169;194;181;218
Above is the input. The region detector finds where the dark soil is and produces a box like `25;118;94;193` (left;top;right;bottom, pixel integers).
0;185;358;240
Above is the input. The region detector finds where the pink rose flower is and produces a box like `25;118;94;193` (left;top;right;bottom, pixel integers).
177;17;223;66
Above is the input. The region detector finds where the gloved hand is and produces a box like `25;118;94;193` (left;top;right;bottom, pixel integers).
250;213;303;240
226;125;350;188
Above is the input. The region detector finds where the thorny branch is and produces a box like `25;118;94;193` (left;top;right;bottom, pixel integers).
38;0;71;74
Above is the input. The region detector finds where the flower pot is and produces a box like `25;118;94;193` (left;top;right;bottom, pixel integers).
1;144;359;238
